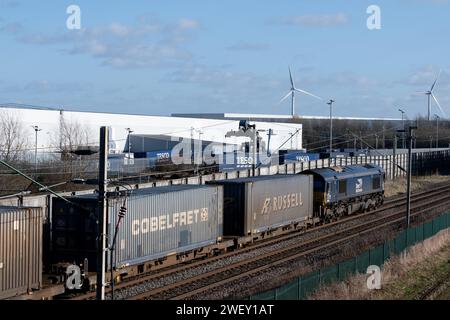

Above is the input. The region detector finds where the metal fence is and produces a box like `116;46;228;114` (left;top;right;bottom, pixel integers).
7;149;448;184
1;150;449;224
248;211;450;300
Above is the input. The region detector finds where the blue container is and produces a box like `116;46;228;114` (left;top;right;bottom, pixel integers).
281;152;320;164
218;152;272;172
320;152;350;159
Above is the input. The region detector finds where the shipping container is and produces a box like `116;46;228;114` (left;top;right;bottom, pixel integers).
342;149;369;157
0;206;43;300
51;184;223;271
320;152;350;159
279;151;320;164
218;151;274;172
208;174;313;237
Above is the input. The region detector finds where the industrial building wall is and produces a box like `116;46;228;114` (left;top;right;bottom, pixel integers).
0;107;303;157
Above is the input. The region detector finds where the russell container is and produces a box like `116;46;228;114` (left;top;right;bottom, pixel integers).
207;174;313;237
51;184;223;271
0;206;43;300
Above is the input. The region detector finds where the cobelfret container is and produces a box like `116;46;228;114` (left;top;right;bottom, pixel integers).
0;206;43;300
51;184;223;271
208;174;313;237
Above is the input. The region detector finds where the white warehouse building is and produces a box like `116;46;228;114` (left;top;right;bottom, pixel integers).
0;105;303;158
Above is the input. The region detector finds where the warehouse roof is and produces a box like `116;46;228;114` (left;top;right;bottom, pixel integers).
172;113;401;122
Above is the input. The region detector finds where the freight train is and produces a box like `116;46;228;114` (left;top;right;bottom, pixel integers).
0;164;384;299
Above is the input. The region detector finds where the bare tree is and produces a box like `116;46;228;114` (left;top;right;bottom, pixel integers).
47;117;95;179
0;110;27;162
53;117;93;157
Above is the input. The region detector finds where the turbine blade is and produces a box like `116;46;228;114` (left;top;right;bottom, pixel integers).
294;88;323;100
289;67;294;88
430;69;442;92
279;91;292;103
431;93;447;117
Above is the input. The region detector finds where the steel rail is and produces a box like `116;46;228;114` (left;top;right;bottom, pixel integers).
130;193;450;300
69;183;450;300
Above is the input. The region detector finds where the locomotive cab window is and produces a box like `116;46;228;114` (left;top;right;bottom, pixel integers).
338;180;347;194
373;176;381;189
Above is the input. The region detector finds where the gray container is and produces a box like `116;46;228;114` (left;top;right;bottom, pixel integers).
51;184;223;271
208;174;313;237
109;184;223;268
0;206;43;300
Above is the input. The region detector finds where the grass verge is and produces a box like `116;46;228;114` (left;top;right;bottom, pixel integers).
309;228;450;300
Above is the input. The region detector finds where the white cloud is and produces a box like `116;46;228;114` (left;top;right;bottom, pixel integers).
0;21;22;35
405;65;450;88
268;13;350;27
177;18;199;30
0;80;92;95
0;0;19;8
166;64;281;90
295;71;379;90
0;16;200;69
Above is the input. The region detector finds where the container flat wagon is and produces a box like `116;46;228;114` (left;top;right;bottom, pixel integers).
51;184;229;277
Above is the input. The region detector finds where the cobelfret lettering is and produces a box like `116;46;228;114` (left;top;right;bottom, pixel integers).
131;208;207;235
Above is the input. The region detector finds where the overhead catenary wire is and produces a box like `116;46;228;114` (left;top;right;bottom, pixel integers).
0;159;72;203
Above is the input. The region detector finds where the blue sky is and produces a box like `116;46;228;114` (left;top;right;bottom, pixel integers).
0;0;449;119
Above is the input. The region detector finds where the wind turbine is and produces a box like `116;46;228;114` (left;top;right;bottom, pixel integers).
280;67;323;116
420;70;446;120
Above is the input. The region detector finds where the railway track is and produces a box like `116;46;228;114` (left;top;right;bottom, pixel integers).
416;268;450;300
135;191;450;300
69;183;450;300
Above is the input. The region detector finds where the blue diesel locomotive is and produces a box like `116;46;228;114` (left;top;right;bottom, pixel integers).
303;164;385;221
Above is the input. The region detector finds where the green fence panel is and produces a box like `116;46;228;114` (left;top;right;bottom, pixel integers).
407;228;416;246
299;271;320;300
424;221;433;238
275;280;299;300
356;251;370;274
432;217;440;235
443;212;448;229
250;290;276;300
440;215;445;230
416;224;424;242
383;242;391;261
249;212;450;301
441;214;448;230
387;239;396;257
320;265;338;285
338;259;356;281
395;230;407;254
369;245;384;266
